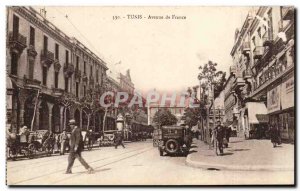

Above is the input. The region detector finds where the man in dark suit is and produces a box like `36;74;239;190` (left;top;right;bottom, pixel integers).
215;121;225;155
114;131;125;149
65;119;94;174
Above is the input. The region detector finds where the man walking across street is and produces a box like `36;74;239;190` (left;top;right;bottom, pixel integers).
65;119;94;174
114;131;125;149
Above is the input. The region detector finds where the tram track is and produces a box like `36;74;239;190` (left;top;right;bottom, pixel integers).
52;147;154;185
10;146;154;185
8;142;148;170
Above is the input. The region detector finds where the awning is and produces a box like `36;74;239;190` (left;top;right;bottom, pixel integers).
246;102;268;124
255;114;269;123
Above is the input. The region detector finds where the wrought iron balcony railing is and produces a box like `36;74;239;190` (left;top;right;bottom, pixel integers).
8;32;27;53
41;49;55;67
63;63;74;77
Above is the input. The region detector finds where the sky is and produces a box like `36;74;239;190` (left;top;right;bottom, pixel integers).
33;6;251;93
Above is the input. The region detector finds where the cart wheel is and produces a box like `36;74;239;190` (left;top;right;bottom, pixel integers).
8;148;17;160
26;144;36;159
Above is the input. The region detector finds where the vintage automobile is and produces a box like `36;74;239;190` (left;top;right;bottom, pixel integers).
158;126;190;156
98;130;118;147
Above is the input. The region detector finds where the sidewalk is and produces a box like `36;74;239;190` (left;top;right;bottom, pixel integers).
186;137;294;171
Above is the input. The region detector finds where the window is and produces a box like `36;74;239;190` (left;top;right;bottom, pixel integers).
252;37;256;46
42;66;47;85
13;14;19;37
65;77;69;92
76;82;79;97
90;65;93;77
83;85;86;96
11;52;18;75
54;71;59;88
96;69;99;82
43;36;48;51
84;61;86;74
65;50;69;64
55;44;59;60
29;26;35;46
257;27;261;38
28;59;34;80
76;56;79;70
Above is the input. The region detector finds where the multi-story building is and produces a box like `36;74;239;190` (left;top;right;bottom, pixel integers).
6;6;110;133
118;70;134;95
70;38;109;132
225;6;294;141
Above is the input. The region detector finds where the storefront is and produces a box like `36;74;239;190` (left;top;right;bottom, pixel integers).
244;102;269;139
268;73;294;142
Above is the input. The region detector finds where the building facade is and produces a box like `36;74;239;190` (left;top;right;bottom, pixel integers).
225;6;294;141
6;6;111;133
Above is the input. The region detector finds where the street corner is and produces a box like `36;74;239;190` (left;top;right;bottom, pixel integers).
185;138;295;171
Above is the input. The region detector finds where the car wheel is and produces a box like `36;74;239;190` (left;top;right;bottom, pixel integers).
165;139;179;154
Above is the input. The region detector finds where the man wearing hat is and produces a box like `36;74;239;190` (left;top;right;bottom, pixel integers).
66;119;94;174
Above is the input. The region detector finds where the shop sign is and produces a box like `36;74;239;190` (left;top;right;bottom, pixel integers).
267;84;281;113
281;75;294;110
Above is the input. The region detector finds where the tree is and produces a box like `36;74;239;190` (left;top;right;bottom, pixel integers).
80;88;99;131
58;93;77;131
184;107;200;128
152;109;177;126
198;60;226;99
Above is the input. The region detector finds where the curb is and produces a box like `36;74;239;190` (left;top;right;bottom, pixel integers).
185;151;294;171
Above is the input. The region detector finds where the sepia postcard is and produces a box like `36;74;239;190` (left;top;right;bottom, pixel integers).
5;6;295;186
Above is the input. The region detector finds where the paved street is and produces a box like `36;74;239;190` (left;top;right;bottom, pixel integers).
7;140;293;185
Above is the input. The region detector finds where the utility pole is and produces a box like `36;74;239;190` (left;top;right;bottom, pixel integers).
212;83;217;155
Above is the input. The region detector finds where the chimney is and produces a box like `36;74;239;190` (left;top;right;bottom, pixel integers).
40;8;47;18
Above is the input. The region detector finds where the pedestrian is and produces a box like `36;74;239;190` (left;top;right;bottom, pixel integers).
19;126;30;143
114;131;125;149
224;126;231;148
270;125;281;148
215;121;225;155
60;130;69;155
65;119;94;174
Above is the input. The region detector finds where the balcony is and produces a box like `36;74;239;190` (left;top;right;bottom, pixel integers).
23;76;41;89
241;41;250;55
82;73;88;83
281;7;294;20
75;68;81;81
229;65;236;74
52;88;64;96
232;77;245;100
41;49;54;68
53;60;61;72
262;32;273;47
253;46;264;59
8;32;27;54
242;67;253;80
63;63;74;78
27;45;37;58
